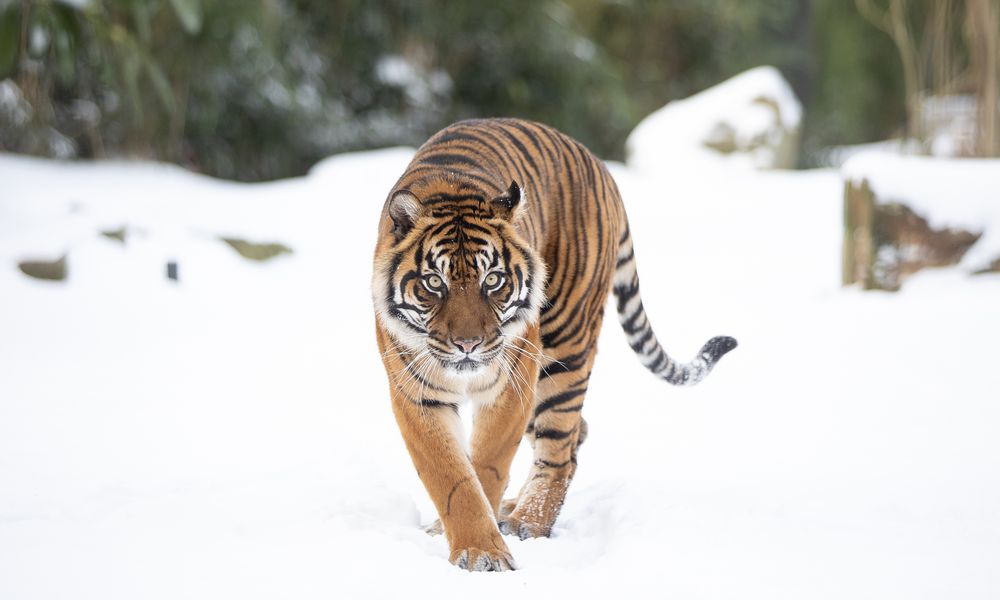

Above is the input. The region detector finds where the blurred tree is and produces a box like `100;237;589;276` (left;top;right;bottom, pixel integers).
855;0;1000;157
965;0;1000;156
1;0;970;179
0;0;634;178
807;0;907;160
280;0;633;161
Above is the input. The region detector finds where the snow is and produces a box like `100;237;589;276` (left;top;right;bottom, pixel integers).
0;81;33;127
921;94;979;157
1;139;999;598
843;151;1000;271
626;66;803;173
375;55;452;107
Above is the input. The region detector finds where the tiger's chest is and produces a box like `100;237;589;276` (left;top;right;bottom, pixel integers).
425;363;510;407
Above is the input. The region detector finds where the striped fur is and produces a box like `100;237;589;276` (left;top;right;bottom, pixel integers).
372;118;736;571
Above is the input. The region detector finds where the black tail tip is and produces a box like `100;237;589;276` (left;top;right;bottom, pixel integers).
701;336;738;363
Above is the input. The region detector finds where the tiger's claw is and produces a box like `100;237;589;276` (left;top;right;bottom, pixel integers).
498;514;550;540
451;548;516;572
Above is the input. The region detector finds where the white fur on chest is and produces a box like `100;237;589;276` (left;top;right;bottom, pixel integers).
434;364;508;452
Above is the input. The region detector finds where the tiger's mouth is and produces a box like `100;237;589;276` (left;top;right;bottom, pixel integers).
430;343;503;373
451;357;482;372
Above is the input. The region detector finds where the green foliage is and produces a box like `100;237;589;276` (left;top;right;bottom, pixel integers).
0;6;20;79
568;0;816;159
168;0;202;35
806;0;906;160
0;0;918;179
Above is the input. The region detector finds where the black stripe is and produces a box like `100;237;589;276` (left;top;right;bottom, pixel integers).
648;347;667;372
422;192;486;204
535;428;574;440
614;282;639;313
471;368;504;393
508;120;550;168
432;130;482;145
616;248;634;268
629;328;654;354
445;475;474;515
417;398;458;412
497;123;541;177
419;152;480;168
621;304;645;335
406;364;449;392
534;388;586;416
542;317;587;348
541;351;589;378
403;165;498;190
535;458;571;469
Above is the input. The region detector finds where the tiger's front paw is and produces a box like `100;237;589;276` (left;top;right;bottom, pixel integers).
498;511;552;540
450;547;517;572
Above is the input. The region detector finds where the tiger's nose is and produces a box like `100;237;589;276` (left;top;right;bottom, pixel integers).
452;336;484;354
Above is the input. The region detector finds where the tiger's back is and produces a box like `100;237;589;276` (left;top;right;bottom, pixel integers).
372;118;735;571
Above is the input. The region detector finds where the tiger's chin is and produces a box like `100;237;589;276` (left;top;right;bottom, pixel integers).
448;357;486;374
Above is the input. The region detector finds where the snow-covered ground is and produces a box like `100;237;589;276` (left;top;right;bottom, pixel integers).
1;145;999;599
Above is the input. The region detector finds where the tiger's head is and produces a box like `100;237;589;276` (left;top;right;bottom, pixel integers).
373;178;546;376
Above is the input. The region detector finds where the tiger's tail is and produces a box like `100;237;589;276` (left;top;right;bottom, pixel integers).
611;221;737;386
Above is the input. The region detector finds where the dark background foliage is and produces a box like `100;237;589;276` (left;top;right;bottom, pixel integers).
1;0;909;180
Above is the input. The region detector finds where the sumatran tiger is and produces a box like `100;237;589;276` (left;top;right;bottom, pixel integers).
372;118;737;572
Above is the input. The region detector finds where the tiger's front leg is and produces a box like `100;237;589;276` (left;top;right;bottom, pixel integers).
422;338;538;540
380;327;521;571
470;326;540;517
389;383;515;571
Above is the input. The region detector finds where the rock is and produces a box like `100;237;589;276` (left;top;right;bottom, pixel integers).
18;254;67;282
100;227;127;244
220;238;292;261
626;66;802;173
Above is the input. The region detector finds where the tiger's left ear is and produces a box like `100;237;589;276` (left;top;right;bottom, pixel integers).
491;181;523;221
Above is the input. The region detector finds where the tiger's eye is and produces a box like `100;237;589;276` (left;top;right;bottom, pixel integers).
484;273;501;288
425;274;443;290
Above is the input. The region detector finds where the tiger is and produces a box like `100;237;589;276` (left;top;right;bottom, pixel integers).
372;118;736;572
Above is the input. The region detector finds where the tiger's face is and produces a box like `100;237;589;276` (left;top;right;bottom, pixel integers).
373;180;545;376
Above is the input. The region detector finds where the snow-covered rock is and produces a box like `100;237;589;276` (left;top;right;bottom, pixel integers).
626;66;802;173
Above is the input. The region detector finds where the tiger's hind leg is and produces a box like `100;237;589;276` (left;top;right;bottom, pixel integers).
498;347;598;540
498;417;588;522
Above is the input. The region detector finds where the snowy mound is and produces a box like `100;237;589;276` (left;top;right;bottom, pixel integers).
626;66;802;173
842;151;1000;271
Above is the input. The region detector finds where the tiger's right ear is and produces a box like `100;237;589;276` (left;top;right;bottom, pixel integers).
387;190;421;241
491;180;522;221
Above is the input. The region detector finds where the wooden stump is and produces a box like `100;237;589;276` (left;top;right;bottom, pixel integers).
842;178;983;290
